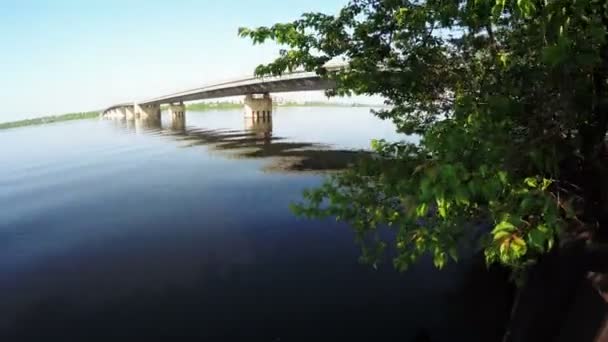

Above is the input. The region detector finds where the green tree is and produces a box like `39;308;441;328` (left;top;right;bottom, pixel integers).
240;0;608;279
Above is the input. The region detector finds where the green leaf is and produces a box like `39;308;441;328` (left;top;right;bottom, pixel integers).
498;51;510;67
436;198;449;219
493;230;512;241
448;246;459;262
492;221;517;234
528;227;548;251
511;236;527;257
520;196;535;211
485;248;497;265
414;236;425;252
517;0;536;17
492;0;506;19
542;36;571;67
370;139;380;150
420;178;433;199
541;178;552;191
499;239;510;261
548;237;555;250
524;177;538;188
498;171;508;185
433;250;447;269
479;165;489;177
416;202;428;217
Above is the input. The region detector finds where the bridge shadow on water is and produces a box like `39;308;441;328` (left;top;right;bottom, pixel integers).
107;114;370;173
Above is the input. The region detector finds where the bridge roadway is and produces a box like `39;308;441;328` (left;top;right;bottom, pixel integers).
102;67;340;119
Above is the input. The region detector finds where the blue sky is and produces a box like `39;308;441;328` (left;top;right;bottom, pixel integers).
0;0;348;121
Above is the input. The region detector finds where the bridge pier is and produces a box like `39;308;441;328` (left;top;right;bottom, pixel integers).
107;108;126;119
125;106;135;120
134;103;161;121
168;103;186;120
168;103;186;131
244;93;272;118
171;114;186;131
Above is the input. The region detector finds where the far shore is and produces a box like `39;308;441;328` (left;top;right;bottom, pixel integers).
0;112;100;130
183;100;385;111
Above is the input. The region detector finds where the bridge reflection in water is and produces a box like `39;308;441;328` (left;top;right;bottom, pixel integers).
105;111;368;173
244;115;273;145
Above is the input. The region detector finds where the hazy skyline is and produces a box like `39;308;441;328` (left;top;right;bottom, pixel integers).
1;0;350;121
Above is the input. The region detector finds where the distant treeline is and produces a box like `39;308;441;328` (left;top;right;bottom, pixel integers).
185;102;242;111
0;111;99;130
184;100;380;111
278;101;378;108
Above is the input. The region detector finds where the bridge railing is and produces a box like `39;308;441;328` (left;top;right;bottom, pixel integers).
138;70;322;105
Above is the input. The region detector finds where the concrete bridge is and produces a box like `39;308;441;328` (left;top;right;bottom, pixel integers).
102;67;340;122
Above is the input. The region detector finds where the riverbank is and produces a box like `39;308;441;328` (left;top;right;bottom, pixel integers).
0;112;99;130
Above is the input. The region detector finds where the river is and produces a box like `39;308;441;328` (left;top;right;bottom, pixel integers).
0;107;510;341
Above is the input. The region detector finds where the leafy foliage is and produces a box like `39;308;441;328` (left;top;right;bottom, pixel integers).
241;0;608;273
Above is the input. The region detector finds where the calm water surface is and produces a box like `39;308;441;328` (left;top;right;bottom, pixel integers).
0;107;509;341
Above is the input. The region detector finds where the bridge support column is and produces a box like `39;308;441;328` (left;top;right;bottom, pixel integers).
244;93;272;118
168;103;186;131
125;106;135;120
168;103;186;120
134;103;161;121
106;108;125;119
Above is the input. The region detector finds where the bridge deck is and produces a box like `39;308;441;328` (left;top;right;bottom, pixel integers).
103;69;338;114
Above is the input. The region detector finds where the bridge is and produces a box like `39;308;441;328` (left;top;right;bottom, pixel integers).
102;66;341;122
